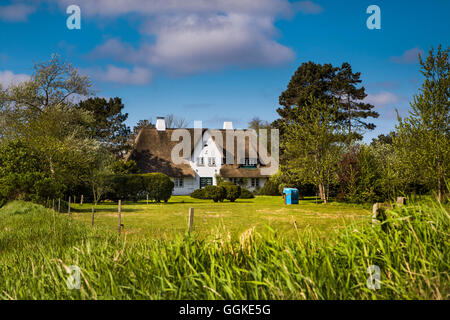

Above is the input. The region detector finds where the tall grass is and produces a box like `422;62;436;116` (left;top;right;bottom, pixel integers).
0;200;448;299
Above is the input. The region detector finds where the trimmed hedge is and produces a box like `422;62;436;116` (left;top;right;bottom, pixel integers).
219;182;241;202
203;185;226;202
239;189;255;199
105;173;173;202
190;188;206;199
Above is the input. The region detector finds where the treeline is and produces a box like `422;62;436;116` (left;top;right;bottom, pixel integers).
0;55;174;206
256;45;449;203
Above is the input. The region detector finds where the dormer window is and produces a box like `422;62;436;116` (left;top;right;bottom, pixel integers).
208;157;216;167
242;158;257;168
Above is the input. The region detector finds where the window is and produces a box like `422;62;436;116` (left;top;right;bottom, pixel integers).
208;157;216;166
251;178;259;188
200;177;213;188
242;158;257;168
197;157;204;166
174;178;184;188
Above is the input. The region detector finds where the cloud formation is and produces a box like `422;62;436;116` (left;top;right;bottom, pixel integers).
390;47;424;64
0;3;36;22
95;65;152;85
0;70;30;87
77;0;322;77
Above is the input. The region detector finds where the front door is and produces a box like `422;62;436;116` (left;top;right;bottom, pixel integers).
200;177;213;188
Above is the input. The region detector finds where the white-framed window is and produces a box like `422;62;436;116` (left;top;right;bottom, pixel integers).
251;178;259;188
242;158;257;167
174;177;184;188
208;157;216;166
197;157;204;166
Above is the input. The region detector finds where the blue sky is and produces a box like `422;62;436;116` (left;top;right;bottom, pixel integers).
0;0;449;142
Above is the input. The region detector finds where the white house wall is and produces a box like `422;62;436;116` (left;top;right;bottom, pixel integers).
190;130;222;188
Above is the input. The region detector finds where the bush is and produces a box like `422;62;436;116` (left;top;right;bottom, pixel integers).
256;179;280;196
142;173;174;202
105;173;173;202
219;182;241;202
203;185;226;202
190;189;206;199
239;189;255;199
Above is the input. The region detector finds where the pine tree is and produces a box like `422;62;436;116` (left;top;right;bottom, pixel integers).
394;45;449;202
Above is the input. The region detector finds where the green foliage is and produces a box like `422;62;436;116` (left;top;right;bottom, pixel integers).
203;185;226;202
256;178;281;196
190;188;206;199
105;173;173;202
239;188;255;199
394;45;449;202
281;95;345;202
77;97;131;157
110;160;139;174
219;181;241;202
276;61;377;141
142;173;174;203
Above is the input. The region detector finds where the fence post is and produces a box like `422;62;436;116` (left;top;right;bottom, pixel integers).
91;206;95;227
52;199;55;211
146;193;149;205
58;198;61;213
81;195;84;206
74;195;76;204
118;200;122;235
188;207;194;233
68;196;71;217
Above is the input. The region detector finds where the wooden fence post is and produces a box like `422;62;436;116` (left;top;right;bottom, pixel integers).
58;198;61;213
80;195;84;206
146;193;149;205
91;206;95;227
396;196;406;206
68;196;71;217
118;200;122;235
74;196;76;204
188;207;194;233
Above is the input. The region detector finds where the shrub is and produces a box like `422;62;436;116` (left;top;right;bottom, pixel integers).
190;189;206;199
219;182;241;202
105;173;173;202
256;179;280;196
239;189;255;199
142;173;174;202
203;185;226;202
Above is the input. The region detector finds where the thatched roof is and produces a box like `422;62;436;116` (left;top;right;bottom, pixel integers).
128;128;276;178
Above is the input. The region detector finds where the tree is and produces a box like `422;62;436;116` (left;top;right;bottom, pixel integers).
334;62;378;141
248;117;270;131
111;159;140;174
165;114;188;128
85;144;114;205
281;96;345;203
275;61;377;141
394;45;449;202
77;97;131;158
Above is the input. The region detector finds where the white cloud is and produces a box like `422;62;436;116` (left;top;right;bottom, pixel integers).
0;70;29;87
95;65;152;85
64;0;324;75
365;91;399;106
90;13;295;74
0;4;36;22
390;47;424;64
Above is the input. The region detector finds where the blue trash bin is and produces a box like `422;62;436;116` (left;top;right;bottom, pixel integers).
283;188;299;204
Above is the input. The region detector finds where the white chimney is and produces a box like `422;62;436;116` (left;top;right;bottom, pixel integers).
156;117;166;131
223;121;233;130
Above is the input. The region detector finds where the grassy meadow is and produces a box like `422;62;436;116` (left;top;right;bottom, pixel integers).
0;197;448;300
69;196;370;240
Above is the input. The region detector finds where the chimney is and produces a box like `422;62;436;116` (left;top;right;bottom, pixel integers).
156;117;166;131
223;121;233;130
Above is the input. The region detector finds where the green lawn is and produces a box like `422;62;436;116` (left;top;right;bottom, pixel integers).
70;196;371;240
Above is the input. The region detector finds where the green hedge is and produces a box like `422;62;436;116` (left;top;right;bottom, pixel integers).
190;189;207;199
239;189;255;199
219;182;241;202
105;173;173;202
203;185;226;202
